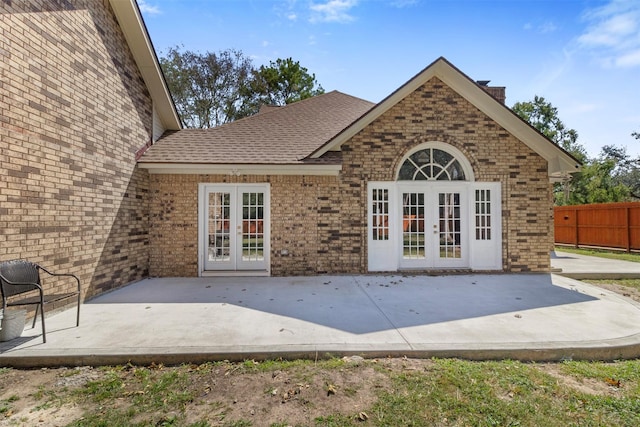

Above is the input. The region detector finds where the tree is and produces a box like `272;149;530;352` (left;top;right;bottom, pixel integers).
512;96;587;162
160;46;254;128
601;144;640;199
512;96;588;205
250;58;324;107
564;156;630;204
161;49;326;127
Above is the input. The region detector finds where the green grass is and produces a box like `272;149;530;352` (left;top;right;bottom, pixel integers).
6;358;640;426
371;359;640;427
585;278;640;292
68;365;195;426
555;246;640;263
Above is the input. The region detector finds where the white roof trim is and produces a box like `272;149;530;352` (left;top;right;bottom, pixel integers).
138;163;341;176
311;58;580;179
109;0;181;130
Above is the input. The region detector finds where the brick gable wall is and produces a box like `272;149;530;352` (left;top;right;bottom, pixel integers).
149;78;553;276
0;1;153;301
341;78;553;272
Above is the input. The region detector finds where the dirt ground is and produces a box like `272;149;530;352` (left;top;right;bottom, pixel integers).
586;281;640;304
0;281;636;426
0;357;624;427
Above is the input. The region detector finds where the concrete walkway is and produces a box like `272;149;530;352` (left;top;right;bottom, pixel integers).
2;269;640;367
552;250;640;279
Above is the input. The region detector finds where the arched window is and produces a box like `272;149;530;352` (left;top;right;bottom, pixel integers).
397;145;471;181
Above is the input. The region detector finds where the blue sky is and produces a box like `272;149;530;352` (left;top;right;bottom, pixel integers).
139;0;640;158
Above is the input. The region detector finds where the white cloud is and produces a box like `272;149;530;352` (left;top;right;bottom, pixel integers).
138;0;161;15
390;0;418;7
523;21;557;34
539;21;557;34
616;48;640;67
309;0;358;23
577;0;640;68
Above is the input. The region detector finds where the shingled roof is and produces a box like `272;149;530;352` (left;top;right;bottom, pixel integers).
138;91;375;166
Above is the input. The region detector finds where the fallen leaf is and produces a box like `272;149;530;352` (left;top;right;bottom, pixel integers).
326;383;337;396
605;378;621;388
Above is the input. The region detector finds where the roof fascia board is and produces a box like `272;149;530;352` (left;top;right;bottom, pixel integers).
137;163;341;176
311;58;579;178
437;63;579;177
109;0;181;130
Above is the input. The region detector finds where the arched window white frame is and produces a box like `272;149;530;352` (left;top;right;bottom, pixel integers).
396;142;474;182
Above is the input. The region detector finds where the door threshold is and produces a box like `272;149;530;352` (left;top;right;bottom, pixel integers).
201;270;270;277
397;268;472;275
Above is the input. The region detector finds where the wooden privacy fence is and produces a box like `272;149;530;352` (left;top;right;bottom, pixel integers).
554;202;640;252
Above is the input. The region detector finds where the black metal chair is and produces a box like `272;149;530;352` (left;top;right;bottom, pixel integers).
0;260;80;343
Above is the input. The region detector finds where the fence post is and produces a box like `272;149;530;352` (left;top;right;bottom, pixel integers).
626;206;631;253
574;207;579;248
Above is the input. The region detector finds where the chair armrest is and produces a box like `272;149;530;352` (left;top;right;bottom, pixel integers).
38;266;81;292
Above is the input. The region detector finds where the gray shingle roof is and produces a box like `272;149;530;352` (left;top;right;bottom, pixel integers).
138;91;375;165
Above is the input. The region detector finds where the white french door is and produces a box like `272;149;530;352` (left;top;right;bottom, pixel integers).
399;183;468;269
368;181;502;272
199;184;270;273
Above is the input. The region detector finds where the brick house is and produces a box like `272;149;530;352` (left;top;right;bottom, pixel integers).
0;0;180;300
2;0;579;303
139;58;579;277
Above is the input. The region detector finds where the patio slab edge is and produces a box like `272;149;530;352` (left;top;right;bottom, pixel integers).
3;337;640;368
555;272;640;280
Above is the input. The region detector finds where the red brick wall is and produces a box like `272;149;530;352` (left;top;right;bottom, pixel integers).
0;1;154;299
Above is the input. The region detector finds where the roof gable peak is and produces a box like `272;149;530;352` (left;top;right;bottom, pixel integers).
309;57;579;179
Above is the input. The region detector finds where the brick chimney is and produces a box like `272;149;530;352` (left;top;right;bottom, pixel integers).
477;80;506;104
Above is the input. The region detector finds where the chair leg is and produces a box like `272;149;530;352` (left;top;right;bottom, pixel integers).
32;304;39;329
39;294;46;344
76;293;80;327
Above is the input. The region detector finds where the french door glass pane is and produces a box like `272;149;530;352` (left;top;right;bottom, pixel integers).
242;191;264;261
208;192;231;262
403;193;425;259
439;192;462;258
372;188;389;241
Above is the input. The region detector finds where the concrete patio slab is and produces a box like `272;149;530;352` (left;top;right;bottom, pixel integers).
552;250;640;279
1;272;640;367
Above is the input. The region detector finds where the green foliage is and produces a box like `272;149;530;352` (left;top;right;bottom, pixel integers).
160;48;324;128
560;156;630;205
600;144;640;199
160;46;254;128
251;58;324;107
512;96;587;162
513;96;639;205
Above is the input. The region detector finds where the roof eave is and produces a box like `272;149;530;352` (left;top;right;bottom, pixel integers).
109;0;181;130
137;163;342;176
